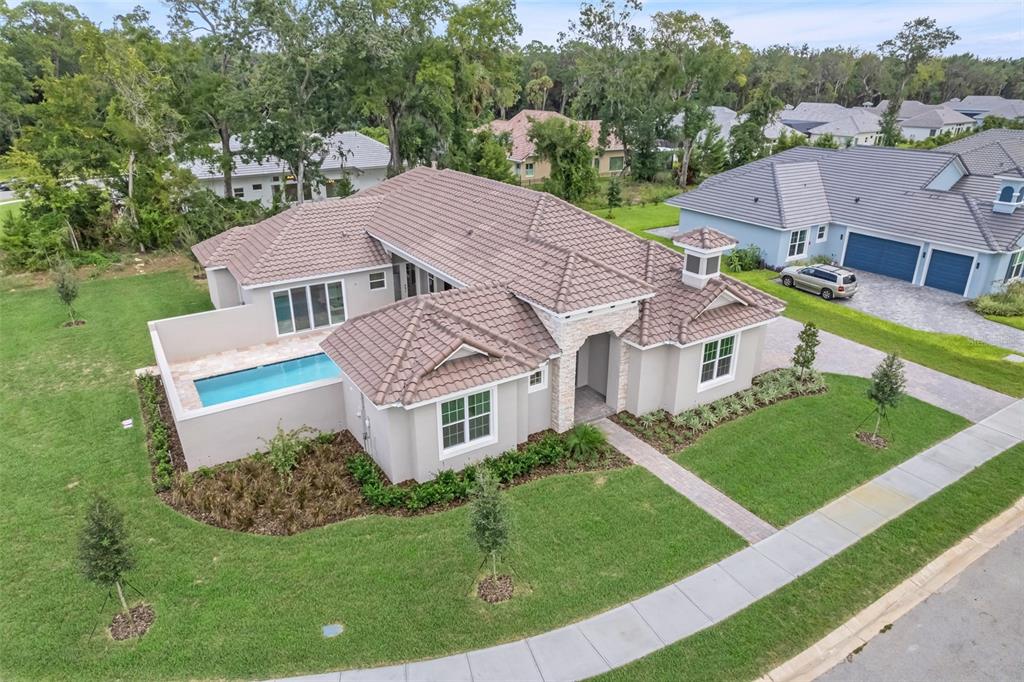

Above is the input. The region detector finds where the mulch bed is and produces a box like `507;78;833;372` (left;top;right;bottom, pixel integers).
109;603;155;641
856;431;889;449
477;575;514;604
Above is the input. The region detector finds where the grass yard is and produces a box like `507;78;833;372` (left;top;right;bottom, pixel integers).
590;203;681;248
0;199;22;220
728;269;1024;397
984;313;1024;331
0;269;745;681
673;374;969;527
600;441;1024;681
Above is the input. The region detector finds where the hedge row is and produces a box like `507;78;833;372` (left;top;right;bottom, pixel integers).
137;373;174;491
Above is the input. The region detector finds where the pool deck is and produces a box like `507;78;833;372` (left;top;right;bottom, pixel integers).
170;330;333;411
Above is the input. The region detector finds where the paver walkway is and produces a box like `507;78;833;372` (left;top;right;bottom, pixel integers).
596;418;775;543
761;317;1015;422
272;399;1023;682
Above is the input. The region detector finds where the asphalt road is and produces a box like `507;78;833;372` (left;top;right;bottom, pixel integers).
820;527;1024;681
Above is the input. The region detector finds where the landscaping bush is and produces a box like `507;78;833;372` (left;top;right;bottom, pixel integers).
257;425;316;482
564;423;608;464
136;373;174;491
613;367;827;453
973;281;1024;317
724;244;764;272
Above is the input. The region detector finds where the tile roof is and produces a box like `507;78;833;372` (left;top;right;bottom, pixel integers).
184;131;390;181
482;109;623;162
900;107;974;128
669;135;1024;252
192;196;391;285
321;283;558;405
946;96;1024;115
672;227;738;250
807;109;881;137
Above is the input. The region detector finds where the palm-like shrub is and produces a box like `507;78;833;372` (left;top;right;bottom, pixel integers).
564;423;607;463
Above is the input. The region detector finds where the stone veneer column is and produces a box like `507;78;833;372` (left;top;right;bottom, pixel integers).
614;341;630;412
535;303;640;433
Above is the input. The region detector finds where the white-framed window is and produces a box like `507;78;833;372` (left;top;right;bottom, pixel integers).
368;271;386;290
609;156;624;172
525;163;535;177
439;388;493;455
1008;250;1024;280
427;273;438;293
788;229;808;259
513;162;521;174
816;225;828;243
272;280;345;335
699;334;736;386
528;366;547;392
233;187;245;198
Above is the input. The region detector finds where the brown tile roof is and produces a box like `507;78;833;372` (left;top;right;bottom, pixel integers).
483;109;623;162
192;197;391;286
321;284;557;404
672;227;738;250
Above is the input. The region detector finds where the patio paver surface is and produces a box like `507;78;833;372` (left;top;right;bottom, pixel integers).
268;399;1024;682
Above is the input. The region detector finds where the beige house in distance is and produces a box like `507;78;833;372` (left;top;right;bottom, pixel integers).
483;109;626;183
147;168;783;483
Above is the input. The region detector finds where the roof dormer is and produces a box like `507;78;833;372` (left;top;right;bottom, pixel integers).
673;227;739;289
993;176;1024;214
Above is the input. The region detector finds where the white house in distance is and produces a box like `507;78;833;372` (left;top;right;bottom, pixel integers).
779;103;881;146
676;106;801;147
184;131;391;207
945;96;1024;125
861;100;974;141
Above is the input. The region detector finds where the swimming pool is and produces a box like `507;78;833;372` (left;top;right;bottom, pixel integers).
194;353;341;407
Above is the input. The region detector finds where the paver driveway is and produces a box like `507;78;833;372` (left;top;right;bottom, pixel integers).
760;318;1014;422
834;271;1024;354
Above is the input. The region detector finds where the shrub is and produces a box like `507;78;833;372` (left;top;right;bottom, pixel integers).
724;244;764;272
259;425;315;482
973;281;1024;317
564;423;607;464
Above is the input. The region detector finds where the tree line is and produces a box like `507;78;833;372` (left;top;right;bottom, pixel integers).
1;0;1020;270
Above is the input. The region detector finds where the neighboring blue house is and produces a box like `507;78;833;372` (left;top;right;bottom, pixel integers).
667;129;1024;298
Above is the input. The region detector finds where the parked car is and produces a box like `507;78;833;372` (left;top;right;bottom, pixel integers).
0;182;10;192
780;264;858;300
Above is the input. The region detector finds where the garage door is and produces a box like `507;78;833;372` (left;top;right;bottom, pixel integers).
843;232;920;282
924;250;972;295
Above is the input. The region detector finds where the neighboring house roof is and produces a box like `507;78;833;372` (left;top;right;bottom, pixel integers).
673;226;737;250
807;109;881;137
669;133;1024;253
184;131;391;181
939;129;1024;178
677;106;800;143
946;95;1024;116
782;102;855;123
192;196;391;286
984;100;1024;120
900;107;975;129
321;283;558;405
482;109;623;162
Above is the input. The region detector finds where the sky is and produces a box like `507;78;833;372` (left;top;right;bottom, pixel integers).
51;0;1024;58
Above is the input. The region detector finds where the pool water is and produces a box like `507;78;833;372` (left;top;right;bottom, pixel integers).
194;353;341;407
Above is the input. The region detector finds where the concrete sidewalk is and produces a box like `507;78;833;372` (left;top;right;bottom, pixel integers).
760;318;1015;423
270;399;1023;682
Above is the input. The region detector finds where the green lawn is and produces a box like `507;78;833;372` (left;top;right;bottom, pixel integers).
673;374;968;527
590;203;681;248
0;199;22;220
600;441;1024;682
0;270;745;681
728;269;1024;397
984;313;1024;331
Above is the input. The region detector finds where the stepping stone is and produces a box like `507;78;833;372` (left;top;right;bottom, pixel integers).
407;654;471;682
577;604;663;668
898;455;962;488
676;564;755;622
527;625;609;682
874;467;940;502
467;641;542;682
787;512;859;556
846;482;917;519
718;546;793;599
340;666;405;681
631;585;711;644
754;530;828;577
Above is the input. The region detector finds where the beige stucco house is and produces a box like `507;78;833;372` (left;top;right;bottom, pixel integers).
483;109;626;184
148;168;783;482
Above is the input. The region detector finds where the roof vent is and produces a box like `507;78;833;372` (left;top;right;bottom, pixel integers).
466;228;474;236
854;197;861;204
753;197;759;203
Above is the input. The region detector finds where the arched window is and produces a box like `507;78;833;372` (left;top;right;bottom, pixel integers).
999;186;1015;202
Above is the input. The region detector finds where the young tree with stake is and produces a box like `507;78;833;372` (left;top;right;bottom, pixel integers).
867;353;906;439
791;321;820;380
54;262;80;325
78;496;138;633
469;469;510;582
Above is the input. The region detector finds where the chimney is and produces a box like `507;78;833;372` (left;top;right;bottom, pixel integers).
993;176;1024;214
673;227;739;289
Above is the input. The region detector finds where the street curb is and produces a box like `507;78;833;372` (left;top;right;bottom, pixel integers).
758;496;1024;682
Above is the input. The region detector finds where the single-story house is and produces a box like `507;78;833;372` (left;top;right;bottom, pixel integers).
183;131;390;207
861;100;974;141
945;96;1024;124
482;109;625;183
668;128;1024;298
780;102;881;146
147;168;783;481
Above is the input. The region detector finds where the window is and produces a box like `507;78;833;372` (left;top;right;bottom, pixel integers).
685;254;702;274
233;187;245;198
525;163;535;177
788;229;808;259
440;389;492;453
272;281;346;335
272;176;280;182
1009;251;1024;281
528;366;547;392
443;281;453;291
609;156;624;172
816;225;828;242
593;157;601;170
513;162;521;174
369;271;386;290
705;255;719;275
700;335;735;385
252;183;263;191
999;186;1014;202
427;273;438;293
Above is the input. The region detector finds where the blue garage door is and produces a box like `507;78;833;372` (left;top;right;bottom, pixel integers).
843;232;920;282
924;250;972;295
